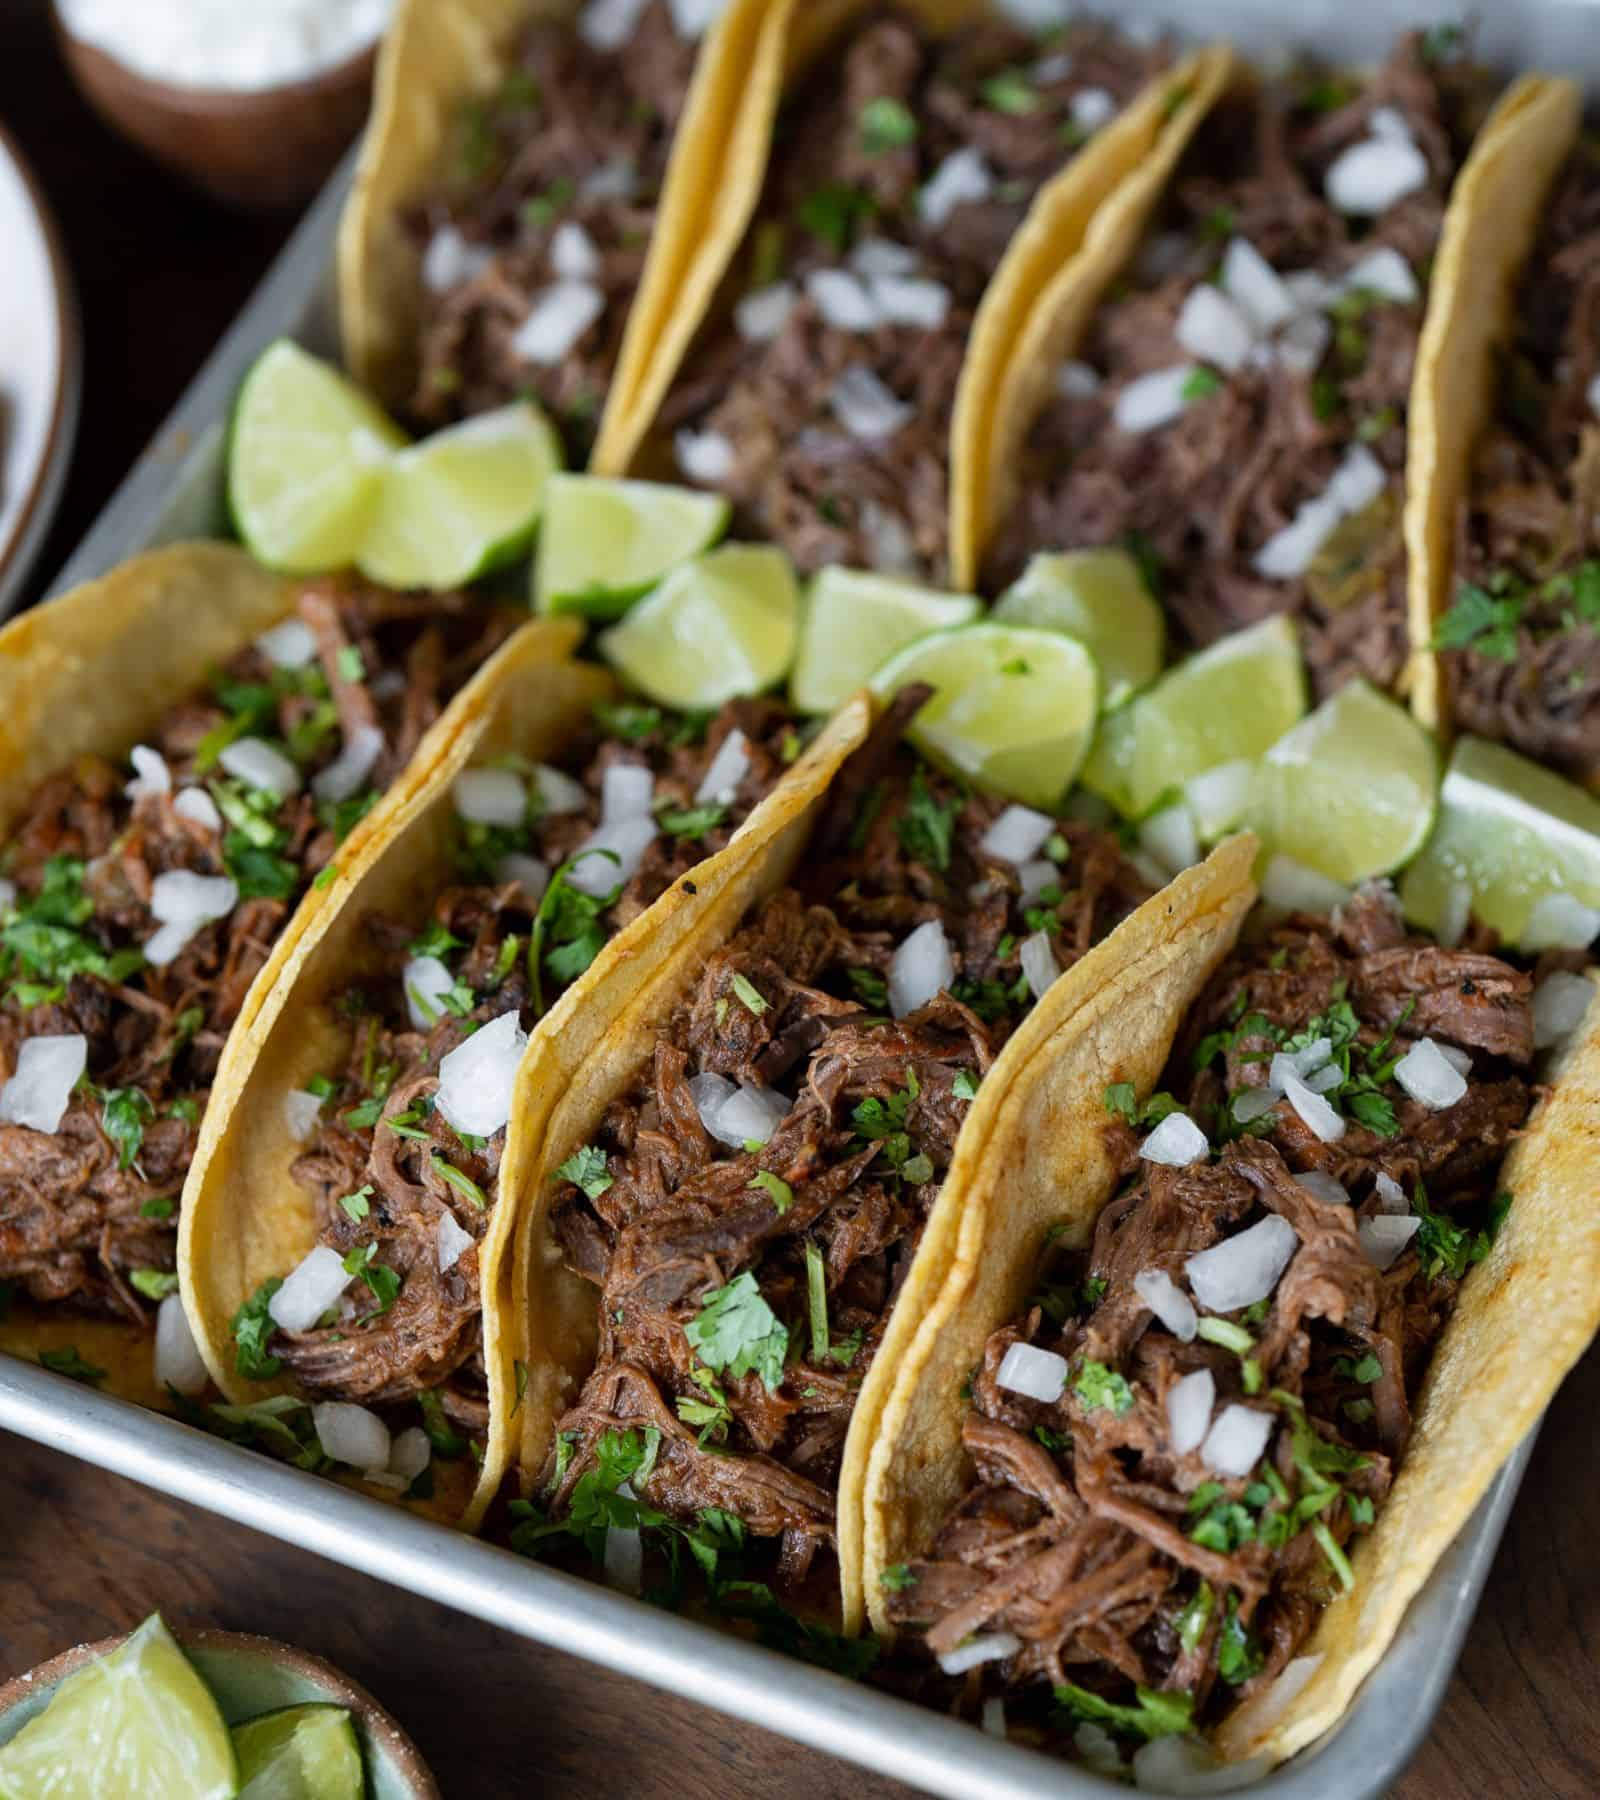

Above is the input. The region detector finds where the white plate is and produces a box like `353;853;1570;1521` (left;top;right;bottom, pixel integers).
0;119;80;618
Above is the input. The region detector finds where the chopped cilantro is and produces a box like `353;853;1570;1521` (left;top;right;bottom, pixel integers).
1181;366;1223;402
231;1279;284;1380
39;1346;107;1383
1103;1083;1182;1130
805;1240;830;1364
1431;583;1522;661
860;96;916;153
129;1269;179;1301
879;1563;917;1592
685;1272;788;1393
100;1087;154;1172
894;764;958;872
1175;1580;1214;1654
730;971;768;1016
529;852;620;1012
339;1185;374;1222
952;1069;979;1101
1332;1351;1383;1384
796;182;874;253
342;1242;402;1313
1074;1359;1134;1415
1053;1683;1193;1743
749;1169;793;1214
140;1196;176;1220
981;68;1039;114
592;700;664;741
418;1388;467;1457
556;1144;613;1200
848;967;889;1010
657;802;727;841
432;1156;488;1209
1217;1593;1264;1685
335;645;364;685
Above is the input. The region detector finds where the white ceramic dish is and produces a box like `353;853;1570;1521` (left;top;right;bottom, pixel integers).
0;117;80;618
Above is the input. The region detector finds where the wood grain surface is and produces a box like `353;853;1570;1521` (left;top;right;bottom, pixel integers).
2;6;1599;1796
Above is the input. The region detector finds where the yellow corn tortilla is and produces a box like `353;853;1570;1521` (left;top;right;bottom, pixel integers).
0;543;470;1399
1403;75;1580;734
850;834;1258;1635
337;0;773;474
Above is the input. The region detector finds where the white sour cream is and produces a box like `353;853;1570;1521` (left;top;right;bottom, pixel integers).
58;0;394;92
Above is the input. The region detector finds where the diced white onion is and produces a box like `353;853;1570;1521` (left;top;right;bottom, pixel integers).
1114;365;1197;433
1019;859;1057;902
437;1208;475;1274
389;1425;433;1484
1019;930;1060;1001
219;736;300;797
1359;1212;1421;1270
1373;1171;1408;1214
1435;1043;1472;1077
436;1008;528;1138
714;1082;791;1149
268;1243;351;1333
1135;1268;1198;1342
1281;1069;1346;1142
314;1400;391;1474
734;281;795;343
1521;892;1600;953
1295;1170;1351;1207
1134;1732;1270;1794
889;919;954;1018
1392;1037;1468;1110
1231;1085;1279;1125
980;804;1055;865
312;724;384;805
550;220;599;281
1140;1111;1209;1168
1533;970;1594;1049
1070;87;1116;133
1032;49;1074;82
1369;106;1413;143
1325;136;1429;215
917;146;993;230
256;616;319;668
154;1293;210;1397
830;366;913;440
1281;268;1335;313
806;267;881;333
1328;444;1387;514
667;0;726;33
688;1071;739;1139
495;853;550;900
565;816;658;896
695;729;750;807
1338;246;1418;305
534;763;587;815
604;1520;644;1594
1186;759;1253;839
1076;1721;1126;1780
1259;854;1351;914
1138;802;1200;876
859;500;919;576
145;871;240;967
1213;1658;1323;1767
404;954;456;1030
453;767;527;828
1273;309;1332;375
581;157;638;202
1167;1367;1214;1455
872;275;951;330
422;224;493;293
513;282;606;365
1175;283;1256;374
1220;238;1296;333
675;428;736;486
936;1633;1021;1677
126;744;171;800
282;1088;325;1142
850;237;919;280
0;1033;87;1135
1269;1037;1332;1089
601;762;654;823
174;788;222;832
580;0;649;50
982;1698;1007;1740
1201;1403;1274;1477
1255;495;1342;580
1055;360;1102;398
996;1340;1069;1403
1186;1215;1298;1312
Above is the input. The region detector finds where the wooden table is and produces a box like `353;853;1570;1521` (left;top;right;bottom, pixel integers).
2;8;1599;1796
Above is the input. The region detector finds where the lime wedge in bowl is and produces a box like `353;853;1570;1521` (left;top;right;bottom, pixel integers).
229;340;405;575
1245;678;1438;883
598;543;800;709
790;567;980;715
993;548;1164;710
1399;735;1600;949
359;401;563;591
535;475;730;617
234;1703;364;1800
869;622;1100;809
0;1615;236;1800
1081;614;1307;818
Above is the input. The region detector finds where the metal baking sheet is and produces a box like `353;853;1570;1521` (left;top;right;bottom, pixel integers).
0;5;1580;1790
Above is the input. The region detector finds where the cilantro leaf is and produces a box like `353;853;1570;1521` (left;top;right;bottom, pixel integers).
1074;1359;1134;1415
1052;1683;1194;1743
100;1087;154;1171
39;1346;106;1383
556;1144;613;1200
685;1272;788;1393
860;96;916;153
894;765;958;872
231;1279;284;1380
1432;583;1522;660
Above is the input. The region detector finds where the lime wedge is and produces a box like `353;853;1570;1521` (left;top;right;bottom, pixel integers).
869;622;1100;809
1245;679;1438;882
234;1704;364;1800
790;567;980;716
0;1615;236;1800
1081;615;1307;818
229;340;405;574
597;543;800;708
992;549;1164;710
1399;735;1600;947
535;475;730;618
359;401;562;591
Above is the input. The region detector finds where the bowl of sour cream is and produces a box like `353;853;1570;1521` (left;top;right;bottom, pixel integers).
53;0;394;210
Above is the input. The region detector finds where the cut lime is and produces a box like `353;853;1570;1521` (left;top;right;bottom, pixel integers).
1245;679;1438;882
360;401;562;591
597;543;800;709
790;567;980;716
234;1704;364;1800
535;475;729;618
0;1614;236;1800
1399;735;1600;947
869;622;1100;809
229;340;405;574
992;549;1164;710
1081;615;1307;819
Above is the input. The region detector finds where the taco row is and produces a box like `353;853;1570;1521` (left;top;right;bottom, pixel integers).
3;0;1600;1779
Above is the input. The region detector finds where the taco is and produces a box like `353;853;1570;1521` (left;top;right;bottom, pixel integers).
864;876;1600;1777
338;0;775;469
502;676;1256;1624
616;1;1229;587
976;31;1512;706
0;544;517;1407
179;628;870;1525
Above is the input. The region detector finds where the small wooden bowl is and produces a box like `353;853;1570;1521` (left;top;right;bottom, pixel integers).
51;10;377;212
0;1626;440;1798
